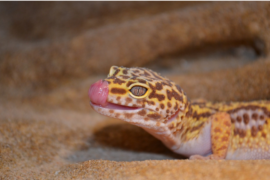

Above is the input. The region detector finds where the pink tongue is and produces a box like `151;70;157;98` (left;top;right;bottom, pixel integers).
88;80;109;107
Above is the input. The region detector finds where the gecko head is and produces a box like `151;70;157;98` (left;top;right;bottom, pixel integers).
89;66;188;127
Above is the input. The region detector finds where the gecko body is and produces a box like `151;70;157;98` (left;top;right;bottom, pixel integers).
89;66;270;160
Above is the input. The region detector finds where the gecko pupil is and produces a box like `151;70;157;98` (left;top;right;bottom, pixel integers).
130;86;147;96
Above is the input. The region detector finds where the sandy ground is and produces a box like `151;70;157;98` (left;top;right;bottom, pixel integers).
1;2;270;179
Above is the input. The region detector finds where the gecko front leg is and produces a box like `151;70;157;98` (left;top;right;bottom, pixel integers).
190;112;232;160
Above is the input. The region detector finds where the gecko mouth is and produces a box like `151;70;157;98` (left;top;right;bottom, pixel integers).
166;109;180;124
90;101;141;111
91;101;180;124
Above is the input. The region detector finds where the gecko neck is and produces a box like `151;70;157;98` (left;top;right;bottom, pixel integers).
141;97;195;150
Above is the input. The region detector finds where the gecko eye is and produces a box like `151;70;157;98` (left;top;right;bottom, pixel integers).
130;86;147;97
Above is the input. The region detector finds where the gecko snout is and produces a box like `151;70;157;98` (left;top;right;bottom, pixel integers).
88;79;109;107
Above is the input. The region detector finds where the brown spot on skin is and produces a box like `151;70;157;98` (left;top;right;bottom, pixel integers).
156;122;161;126
116;96;121;101
109;110;114;114
156;108;159;111
185;106;193;118
138;79;147;84
133;70;140;73
251;126;257;137
262;132;267;138
190;123;204;133
148;90;165;101
161;82;170;86
126;81;134;87
150;101;155;105
178;125;184;132
124;101;129;106
166;110;170;114
214;127;222;133
260;115;265;120
214;136;219;140
121;75;130;79
176;121;181;127
150;71;162;80
113;78;126;85
183;127;190;135
236;116;242;122
181;133;187;142
222;137;228;141
111;88;126;94
243;113;249;124
231;118;236;123
224;121;230;127
149;84;165;101
160;104;165;109
124;113;133;119
142;104;145;108
142;70;151;77
144;117;149;121
217;145;227;151
234;129;239;136
176;85;182;94
258;125;263;131
167;102;172;108
252;113;258;120
131;76;138;80
147;113;161;120
146;78;154;82
239;129;246;138
138;109;147;116
126;97;132;104
155;82;163;90
123;69;128;74
174;103;178;111
168;123;174;130
115;113;120;118
173;131;178;136
167;80;173;86
193;111;212;120
166;89;183;102
113;69;120;76
192;102;207;108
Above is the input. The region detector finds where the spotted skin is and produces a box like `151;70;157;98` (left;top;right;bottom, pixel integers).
90;66;270;160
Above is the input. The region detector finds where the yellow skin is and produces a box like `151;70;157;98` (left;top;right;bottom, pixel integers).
90;66;270;160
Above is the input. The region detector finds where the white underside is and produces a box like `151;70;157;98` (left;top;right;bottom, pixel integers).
226;147;270;160
171;122;212;157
